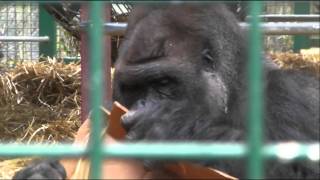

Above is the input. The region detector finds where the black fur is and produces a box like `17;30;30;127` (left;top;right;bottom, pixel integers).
113;4;319;178
12;160;66;179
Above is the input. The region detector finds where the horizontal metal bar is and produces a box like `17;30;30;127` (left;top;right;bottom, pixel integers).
104;142;246;160
63;56;81;60
240;22;320;35
264;142;319;161
247;14;320;22
0;36;50;42
0;144;86;157
0;143;318;161
80;22;127;36
80;22;320;36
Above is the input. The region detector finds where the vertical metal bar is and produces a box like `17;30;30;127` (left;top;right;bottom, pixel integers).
5;3;10;61
293;2;311;52
88;1;104;179
247;1;264;179
80;4;90;123
39;4;56;58
22;3;25;60
14;2;17;60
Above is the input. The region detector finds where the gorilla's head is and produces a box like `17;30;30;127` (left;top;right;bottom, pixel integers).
113;4;247;141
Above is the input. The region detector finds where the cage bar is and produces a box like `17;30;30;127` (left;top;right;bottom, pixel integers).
0;144;85;157
240;22;320;35
88;1;104;179
104;143;246;159
247;1;264;179
246;14;320;22
0;36;49;42
80;22;320;35
0;143;317;160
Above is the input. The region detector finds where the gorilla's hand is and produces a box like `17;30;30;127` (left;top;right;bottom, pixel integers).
121;99;193;142
13;160;66;180
121;99;196;169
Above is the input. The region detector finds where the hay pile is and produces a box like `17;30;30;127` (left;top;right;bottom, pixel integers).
269;48;320;77
0;60;81;143
0;60;81;178
0;158;35;179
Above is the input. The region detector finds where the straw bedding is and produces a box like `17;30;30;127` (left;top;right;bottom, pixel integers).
0;60;81;178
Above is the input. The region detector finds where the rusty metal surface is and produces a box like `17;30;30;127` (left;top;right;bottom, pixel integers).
80;4;89;122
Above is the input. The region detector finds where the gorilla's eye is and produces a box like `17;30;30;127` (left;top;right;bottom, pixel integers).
201;48;216;70
202;49;214;63
159;79;170;86
152;77;174;88
150;78;177;98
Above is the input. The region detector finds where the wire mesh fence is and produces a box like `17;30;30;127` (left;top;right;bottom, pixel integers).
0;2;80;63
0;2;39;63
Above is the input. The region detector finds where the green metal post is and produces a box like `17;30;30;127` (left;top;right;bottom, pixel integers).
293;2;311;52
88;1;104;179
247;1;264;179
39;4;56;58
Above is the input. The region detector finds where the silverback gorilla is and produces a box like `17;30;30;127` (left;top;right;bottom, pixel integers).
14;3;319;179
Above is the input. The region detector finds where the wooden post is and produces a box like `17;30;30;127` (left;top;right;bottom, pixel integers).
80;4;89;122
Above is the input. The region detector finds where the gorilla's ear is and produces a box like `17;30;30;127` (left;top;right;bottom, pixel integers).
224;1;248;21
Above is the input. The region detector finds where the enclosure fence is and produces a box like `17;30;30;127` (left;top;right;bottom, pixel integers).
0;2;39;61
0;1;319;179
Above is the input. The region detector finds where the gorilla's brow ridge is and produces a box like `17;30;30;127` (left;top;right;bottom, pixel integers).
118;62;185;87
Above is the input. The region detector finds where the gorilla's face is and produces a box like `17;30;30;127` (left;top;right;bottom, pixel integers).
113;5;241;141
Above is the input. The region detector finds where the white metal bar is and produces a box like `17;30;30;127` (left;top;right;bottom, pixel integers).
81;22;320;36
247;14;320;22
240;22;320;35
0;36;50;42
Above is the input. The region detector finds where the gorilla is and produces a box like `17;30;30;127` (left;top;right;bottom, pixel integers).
13;3;319;179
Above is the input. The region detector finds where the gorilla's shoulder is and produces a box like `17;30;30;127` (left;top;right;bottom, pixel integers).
266;68;319;94
264;68;319;140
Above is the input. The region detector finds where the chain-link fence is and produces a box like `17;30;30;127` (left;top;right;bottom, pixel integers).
56;25;80;59
0;2;39;63
0;2;80;64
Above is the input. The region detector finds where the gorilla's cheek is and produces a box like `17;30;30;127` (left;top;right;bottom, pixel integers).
201;71;229;115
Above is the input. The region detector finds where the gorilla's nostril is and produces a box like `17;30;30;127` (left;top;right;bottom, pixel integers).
138;99;146;107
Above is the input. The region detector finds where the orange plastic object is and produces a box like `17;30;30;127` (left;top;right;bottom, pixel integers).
62;101;236;179
165;162;236;179
106;101;128;139
106;102;236;179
